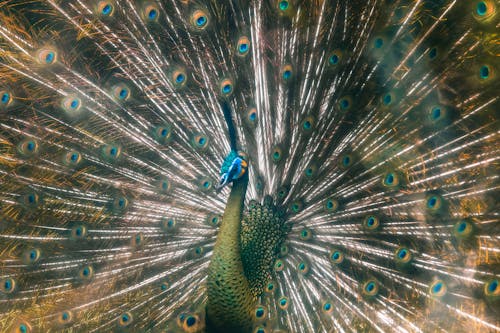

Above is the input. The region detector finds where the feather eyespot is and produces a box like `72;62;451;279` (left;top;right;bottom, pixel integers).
362;280;379;297
322;301;333;314
112;84;130;101
22;248;41;265
1;278;17;294
97;1;115;17
219;78;234;97
278;296;289;310
473;1;496;22
192;133;209;150
58;310;74;325
394;247;412;265
171;68;187;88
63;150;82;167
17;139;39;157
328;49;343;67
329;249;344;265
190;10;209;30
363;215;380;231
296;261;309;275
143;4;159;22
62;95;82;113
324;198;339;213
281;64;293;81
36;47;57;65
0;90;13;108
236;36;251;56
160;218;177;232
79;265;94;281
154;124;173;144
118;312;133;327
101;144;122;161
429;280;447;298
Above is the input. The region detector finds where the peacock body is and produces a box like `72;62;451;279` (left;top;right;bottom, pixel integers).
0;0;499;332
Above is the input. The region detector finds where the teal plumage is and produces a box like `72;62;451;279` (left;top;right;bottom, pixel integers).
0;0;499;332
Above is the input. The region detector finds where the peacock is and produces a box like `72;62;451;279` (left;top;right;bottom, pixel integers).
0;0;499;332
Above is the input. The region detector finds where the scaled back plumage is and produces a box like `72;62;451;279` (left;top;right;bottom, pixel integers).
0;0;499;332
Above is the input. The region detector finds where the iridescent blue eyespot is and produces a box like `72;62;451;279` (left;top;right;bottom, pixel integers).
299;227;312;240
382;171;401;188
291;200;304;214
480;65;490;79
112;84;130;101
97;2;114;16
192;133;209;150
237;36;251;56
118;312;133;327
102;4;111;15
477;2;487;16
176;73;185;83
304;164;317;178
113;196;129;211
71;224;87;239
278;296;289;310
131;233;144;248
281;64;293;81
324;198;339;213
254;306;266;319
249;109;257;121
102;144;122;160
186;316;196;326
274;259;285;272
17;322;30;333
36;47;58;65
429;280;447;297
18;138;39;157
431;107;441;119
0;91;12;107
79;265;94;280
484;279;499;297
297;261;309;275
58;310;73;325
363;215;380;231
338;96;352;110
191;10;209;29
362;279;379;297
374;38;384;49
329;249;344;265
219;78;234;97
429;47;437;59
23;248;41;265
279;1;289;11
272;146;283;163
394;246;412;266
144;5;159;21
1;278;16;294
383;94;392;105
160;218;178;232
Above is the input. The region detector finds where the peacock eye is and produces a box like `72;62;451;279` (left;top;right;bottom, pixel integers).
143;4;159;22
97;1;115;17
191;9;209;30
171;68;187;88
0;90;13;108
236;36;251;56
36;47;58;65
112;84;131;101
219;78;234;97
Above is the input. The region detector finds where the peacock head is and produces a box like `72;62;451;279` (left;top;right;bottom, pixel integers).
216;150;248;191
